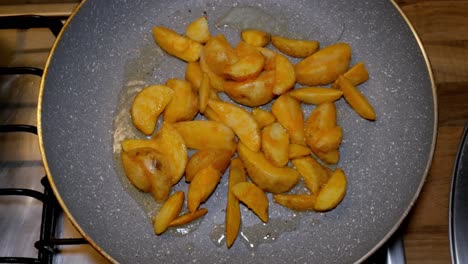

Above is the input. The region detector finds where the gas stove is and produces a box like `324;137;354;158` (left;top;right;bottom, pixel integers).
0;2;405;263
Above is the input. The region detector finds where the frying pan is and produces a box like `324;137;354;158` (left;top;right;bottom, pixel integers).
38;0;437;263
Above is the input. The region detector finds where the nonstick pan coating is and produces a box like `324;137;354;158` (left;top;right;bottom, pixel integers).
39;0;436;263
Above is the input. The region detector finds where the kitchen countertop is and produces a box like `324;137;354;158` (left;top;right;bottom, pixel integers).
395;0;468;263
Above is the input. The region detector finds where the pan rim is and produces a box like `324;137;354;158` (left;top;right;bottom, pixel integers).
36;0;438;263
37;0;117;263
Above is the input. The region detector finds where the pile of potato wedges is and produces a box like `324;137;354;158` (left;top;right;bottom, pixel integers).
120;15;375;248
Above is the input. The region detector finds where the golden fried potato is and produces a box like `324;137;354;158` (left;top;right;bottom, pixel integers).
224;70;275;107
295;43;351;86
173;120;237;152
237;142;300;193
262;122;289;167
208;99;261;152
235;41;260;57
226;158;247;248
223;49;265;81
252;108;276;129
199;54;226;92
231;182;269;223
153;191;184;235
185;61;203;92
271;36;319;58
288;143;311;159
147;164;172;202
152;122;188;185
152;26;202;62
307;126;343;154
169;208;208;227
199;73;211;113
304;102;337;133
185;148;233;182
256;47;276;70
131;85;174;135
121;148;172;201
336;76;376;120
273;194;316;211
202;35;238;76
332;62;369;89
121;149;152;192
314;168;347;211
185;16;210;43
121;138;158;152
273;53;296;95
291;156;329;194
164;78;199;123
316;149;340;164
241;29;270;47
202;105;222;122
289;87;343;105
271;94;305;145
188;166;222;212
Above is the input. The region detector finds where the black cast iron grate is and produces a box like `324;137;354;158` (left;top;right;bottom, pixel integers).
0;15;87;264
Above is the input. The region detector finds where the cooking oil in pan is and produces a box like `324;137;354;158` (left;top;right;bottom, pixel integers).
209;215;301;249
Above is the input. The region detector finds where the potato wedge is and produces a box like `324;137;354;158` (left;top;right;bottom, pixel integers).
256;47;276;70
199;73;211;113
333;62;369;89
271;36;319;58
121;148;172;201
304;102;337;133
185;148;233;182
226;158;247;248
224;70;275;107
292;156;329;194
235;41;261;57
273;194;316;211
336;76;376;120
273;53;296;95
152;122;188;185
314;168;347;211
164;78;199;123
295;43;351;86
121;138;158;152
202;105;222;122
289;87;343;105
316;149;340;164
147;163;172;202
241;29;270;47
252;108;276;129
120;149;152;192
199;54;226;92
169;208;208;227
262;122;289;167
208;99;261;152
224;46;265;81
131;85;174;135
173;120;237;152
185;16;210;43
152;26;202;62
185;61;203;92
153;191;184;235
188;166;222;212
231;182;268;223
288;143;311;159
238;142;300;193
202;35;238;76
271;94;305;145
307;126;343;154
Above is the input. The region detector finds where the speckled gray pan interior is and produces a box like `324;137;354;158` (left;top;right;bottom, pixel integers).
39;0;436;263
